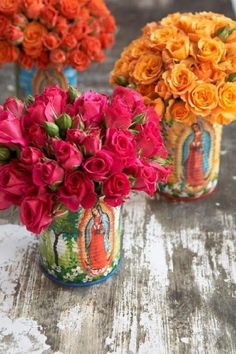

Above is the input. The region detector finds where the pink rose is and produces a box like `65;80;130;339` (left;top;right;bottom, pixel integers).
125;160;158;196
74;91;108;127
83;130;101;155
20;192;54;234
66;129;86;145
136;121;168;159
0;161;34;206
103;173;131;206
59;171;96;211
105;86;146;129
33;160;64;187
23;101;53;133
27;124;48;147
83;150;121;181
150;160;171;184
65;103;76;117
3;97;24;118
0;111;26;147
0;190;12;210
20;147;43;169
53;140;82;171
41;86;67;117
104;128;136;167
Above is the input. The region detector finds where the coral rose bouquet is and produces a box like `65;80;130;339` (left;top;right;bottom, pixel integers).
0;85;170;234
0;0;116;96
110;12;236;200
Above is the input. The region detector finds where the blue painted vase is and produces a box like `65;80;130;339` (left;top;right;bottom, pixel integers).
16;66;78;98
39;202;122;287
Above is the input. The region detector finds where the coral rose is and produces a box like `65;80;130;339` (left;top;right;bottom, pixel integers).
23;22;46;58
0;0;19;15
59;0;80;19
163;64;196;96
0;15;9;38
23;0;43;19
197;38;225;64
43;33;61;50
186;82;218;116
41;5;58;28
132;54;162;85
69;49;90;71
0;41;18;64
50;49;66;65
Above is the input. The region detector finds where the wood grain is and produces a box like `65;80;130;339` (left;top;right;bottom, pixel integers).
0;1;236;353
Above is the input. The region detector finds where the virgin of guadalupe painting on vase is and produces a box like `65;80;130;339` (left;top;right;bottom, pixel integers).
183;122;211;188
78;202;116;277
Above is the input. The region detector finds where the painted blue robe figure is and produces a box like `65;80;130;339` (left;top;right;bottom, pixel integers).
84;207;110;270
182;123;211;187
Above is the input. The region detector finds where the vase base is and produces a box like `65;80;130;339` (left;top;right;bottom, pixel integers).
158;186;217;202
40;260;121;288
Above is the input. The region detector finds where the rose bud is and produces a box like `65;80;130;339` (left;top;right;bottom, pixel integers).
0;146;11;162
44;122;60;137
68;86;79;103
24;95;35;108
56;113;72;130
116;76;128;86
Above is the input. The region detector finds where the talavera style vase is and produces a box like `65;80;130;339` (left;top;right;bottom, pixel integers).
39;201;122;287
159;118;222;201
16;66;78;98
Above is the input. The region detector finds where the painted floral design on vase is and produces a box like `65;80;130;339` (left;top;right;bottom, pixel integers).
16;66;78;98
159;118;222;200
39;201;122;287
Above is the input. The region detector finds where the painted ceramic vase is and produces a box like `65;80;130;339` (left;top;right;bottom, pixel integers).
159;118;222;201
16;66;78;98
39;201;122;287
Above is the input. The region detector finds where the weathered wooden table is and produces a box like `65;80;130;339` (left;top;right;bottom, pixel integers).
0;1;236;353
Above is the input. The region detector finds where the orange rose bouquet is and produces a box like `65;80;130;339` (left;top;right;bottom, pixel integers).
110;12;236;200
0;0;116;71
0;0;116;96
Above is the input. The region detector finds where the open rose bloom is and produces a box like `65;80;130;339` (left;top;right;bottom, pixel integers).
110;12;236;201
0;85;170;234
0;0;116;71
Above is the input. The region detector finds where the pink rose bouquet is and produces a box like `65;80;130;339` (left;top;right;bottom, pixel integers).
0;85;170;234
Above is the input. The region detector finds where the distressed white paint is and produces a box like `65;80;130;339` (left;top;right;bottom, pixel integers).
0;225;50;354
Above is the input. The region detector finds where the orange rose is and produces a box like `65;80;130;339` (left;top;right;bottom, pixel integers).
137;83;157;98
187;83;218;116
59;0;80;19
18;51;33;69
110;58;131;85
23;0;43;19
0;0;20;15
23;22;47;58
132;53;162;85
144;97;165;117
0;15;9;39
149;26;178;50
197;38;225;64
50;48;66;65
166;99;196;125
163;64;196;96
69;49;90;71
0;41;18;64
62;34;77;50
193;61;214;81
210;109;236;125
70;20;91;40
37;50;49;69
218;82;236;113
166;36;190;60
55;16;68;38
81;36;102;61
41;5;58;28
43;33;61;50
155;80;172;100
